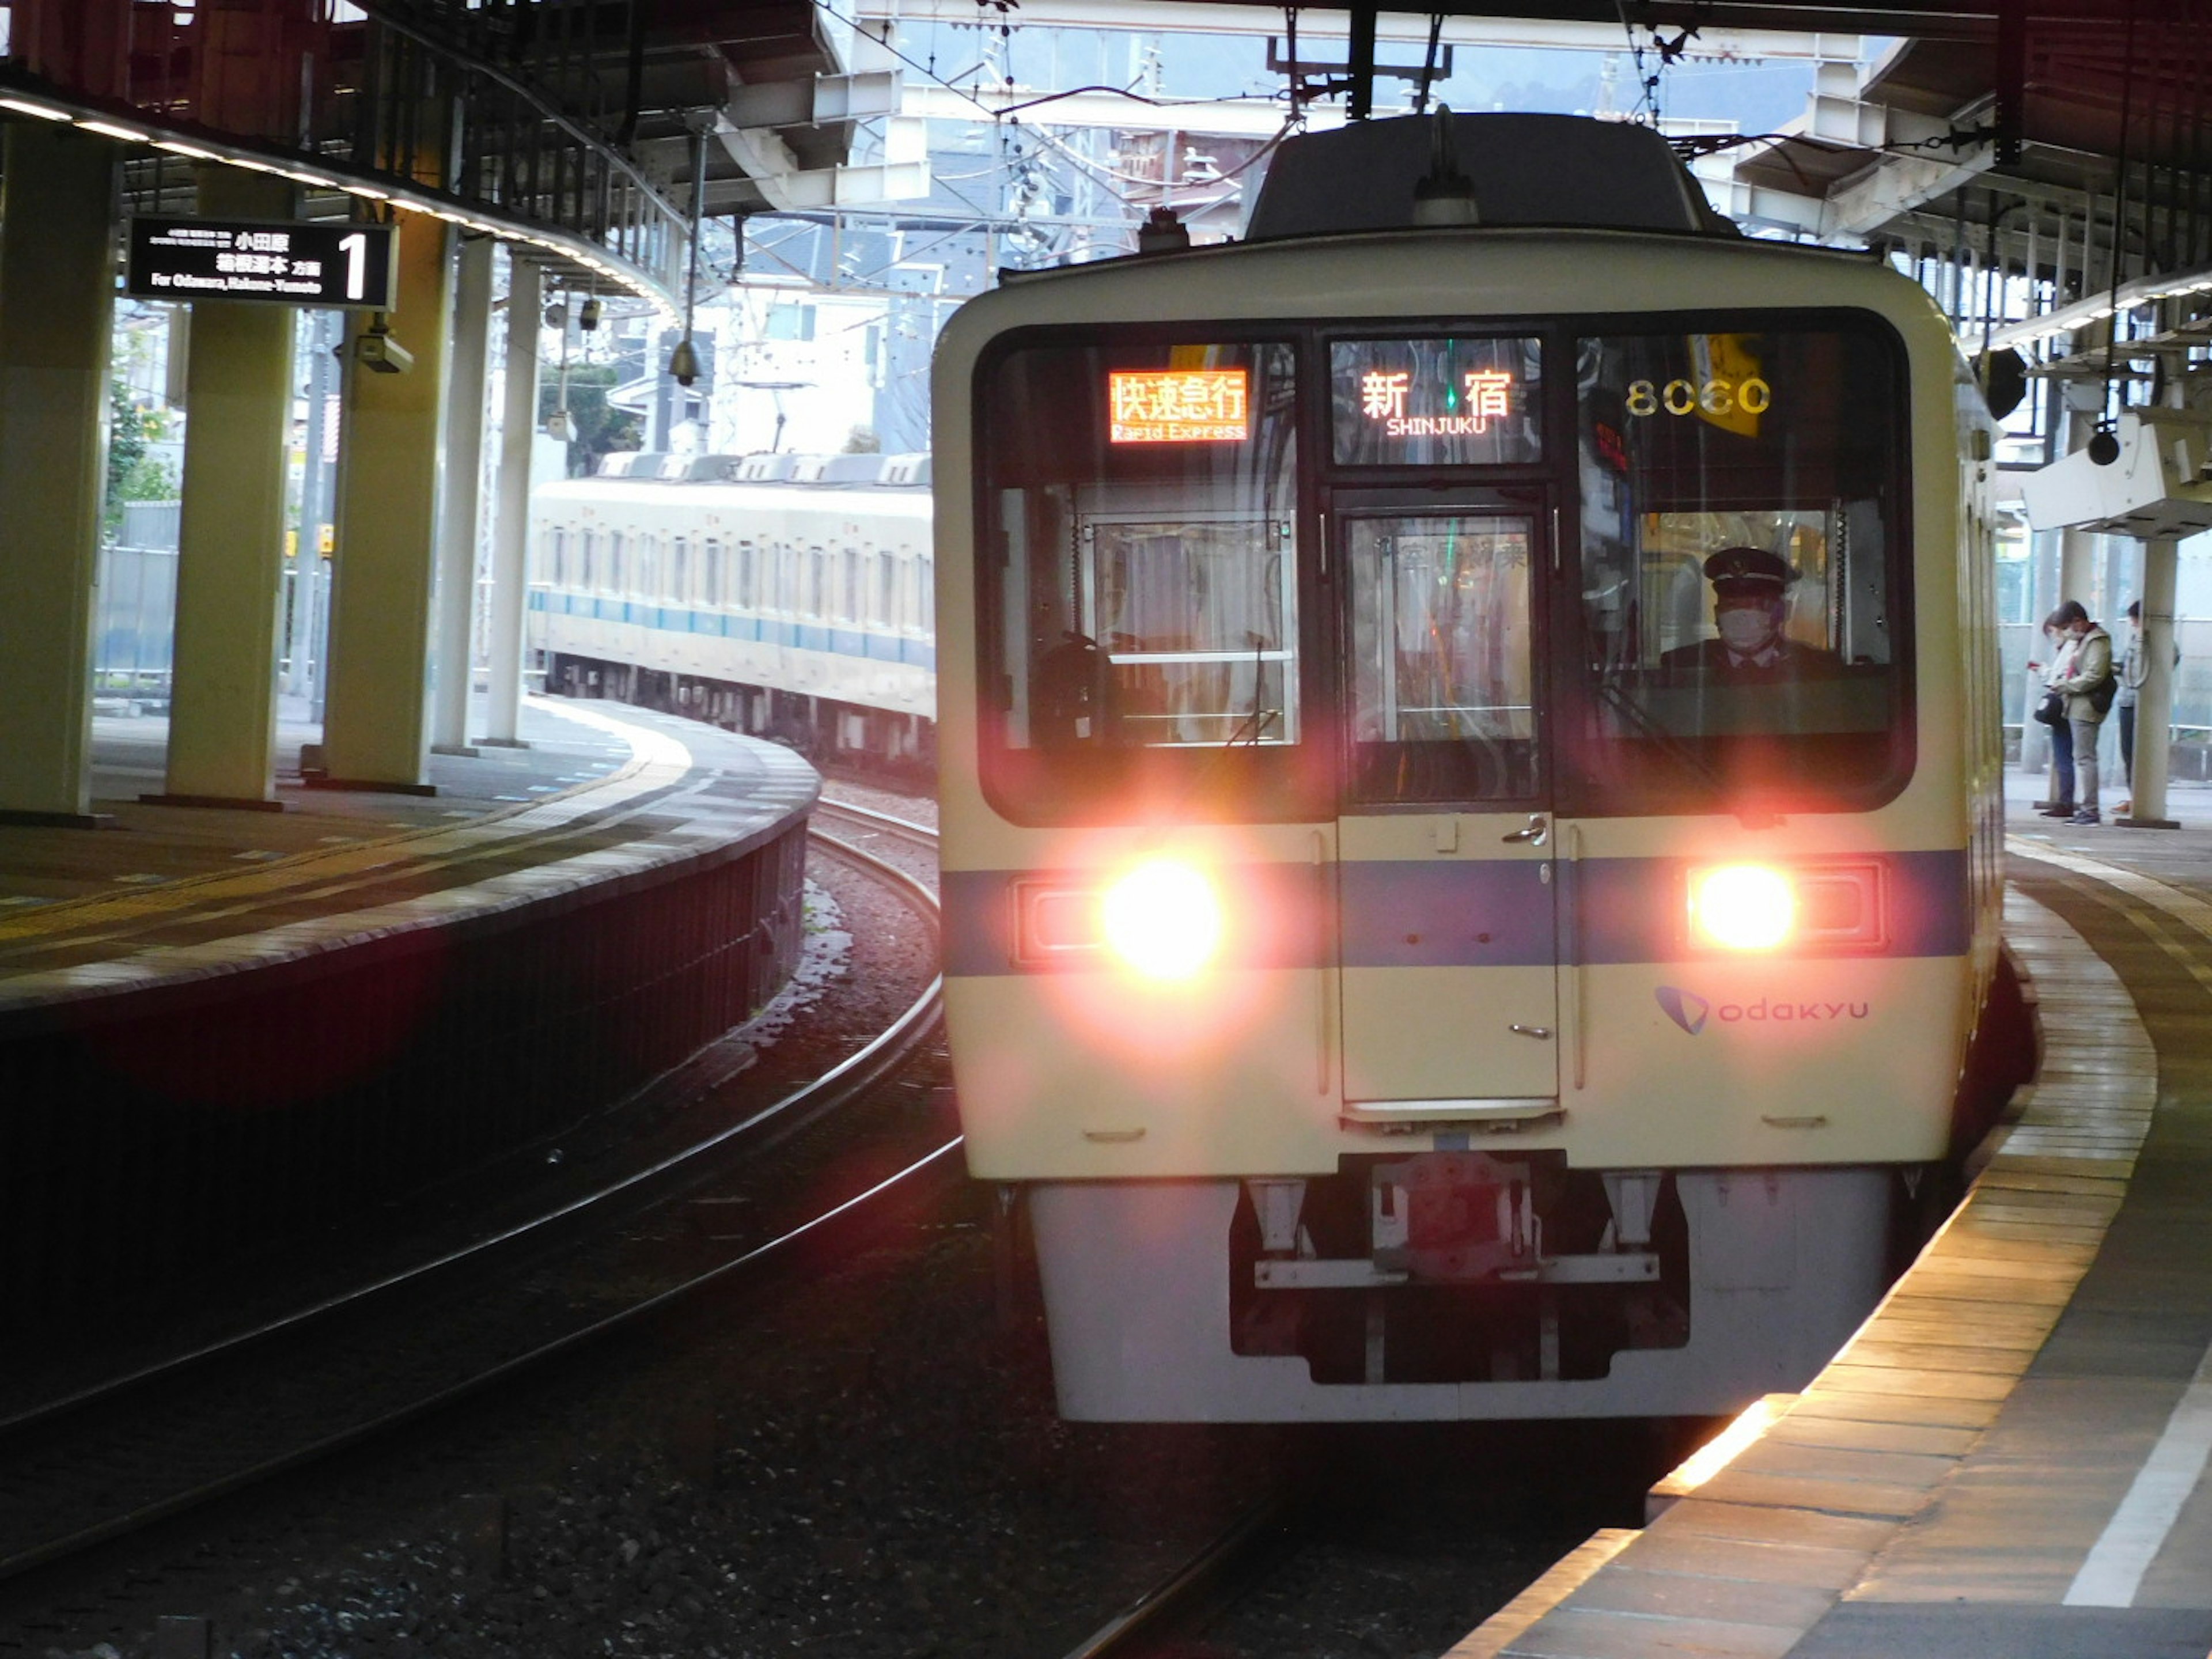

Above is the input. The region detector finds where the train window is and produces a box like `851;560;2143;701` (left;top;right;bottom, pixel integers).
1330;336;1542;467
1570;321;1910;811
877;555;897;630
736;543;755;609
976;335;1315;821
808;550;826;619
672;537;690;602
579;530;599;590
607;532;626;593
547;528;567;587
842;549;861;623
1345;511;1537;802
704;540;724;604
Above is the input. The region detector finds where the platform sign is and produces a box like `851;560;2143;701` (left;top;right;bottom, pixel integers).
126;217;397;309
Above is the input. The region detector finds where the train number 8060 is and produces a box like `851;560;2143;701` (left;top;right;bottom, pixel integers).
1626;376;1774;418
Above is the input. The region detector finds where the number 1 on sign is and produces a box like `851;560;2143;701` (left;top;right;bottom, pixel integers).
338;231;368;302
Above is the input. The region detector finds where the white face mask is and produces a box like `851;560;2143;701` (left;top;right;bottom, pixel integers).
1716;607;1778;654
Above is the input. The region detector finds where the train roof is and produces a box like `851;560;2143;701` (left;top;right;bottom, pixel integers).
580;451;931;487
1243;112;1737;242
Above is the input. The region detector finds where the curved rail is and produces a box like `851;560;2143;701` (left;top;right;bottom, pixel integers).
1055;1496;1300;1659
0;818;950;1582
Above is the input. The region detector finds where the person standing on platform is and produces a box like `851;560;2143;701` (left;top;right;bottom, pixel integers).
2049;600;2116;825
2031;609;2080;820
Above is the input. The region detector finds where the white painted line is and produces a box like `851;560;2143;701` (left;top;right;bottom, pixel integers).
2065;1342;2212;1606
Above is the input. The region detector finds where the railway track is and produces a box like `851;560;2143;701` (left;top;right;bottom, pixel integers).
1055;1497;1303;1659
0;813;949;1589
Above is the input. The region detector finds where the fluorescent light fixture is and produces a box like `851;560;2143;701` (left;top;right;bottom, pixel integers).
0;97;71;120
341;183;391;200
75;119;150;142
154;140;217;158
1982;260;2212;353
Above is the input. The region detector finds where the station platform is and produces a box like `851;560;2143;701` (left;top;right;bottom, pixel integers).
0;695;812;1006
0;694;818;1329
1456;768;2212;1659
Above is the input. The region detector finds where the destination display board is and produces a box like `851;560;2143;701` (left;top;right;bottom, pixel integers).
126;217;397;309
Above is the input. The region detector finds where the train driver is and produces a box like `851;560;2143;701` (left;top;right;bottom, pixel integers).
1660;547;1842;676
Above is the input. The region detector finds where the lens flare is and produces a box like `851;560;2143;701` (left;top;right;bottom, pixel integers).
1690;864;1796;952
1100;859;1224;980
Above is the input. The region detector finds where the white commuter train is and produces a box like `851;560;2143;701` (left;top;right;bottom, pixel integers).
933;112;2013;1421
528;449;937;774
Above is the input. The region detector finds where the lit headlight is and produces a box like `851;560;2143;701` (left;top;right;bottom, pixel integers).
1100;858;1224;980
1688;863;1796;952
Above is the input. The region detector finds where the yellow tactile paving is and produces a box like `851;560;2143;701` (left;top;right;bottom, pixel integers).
0;697;687;950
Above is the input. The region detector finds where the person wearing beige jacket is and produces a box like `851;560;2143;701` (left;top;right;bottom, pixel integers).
2050;599;2116;825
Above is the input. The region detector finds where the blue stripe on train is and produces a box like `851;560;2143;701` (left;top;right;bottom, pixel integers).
529;592;933;671
938;849;1972;978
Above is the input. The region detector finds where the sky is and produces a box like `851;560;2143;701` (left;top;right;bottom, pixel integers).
882;18;1826;138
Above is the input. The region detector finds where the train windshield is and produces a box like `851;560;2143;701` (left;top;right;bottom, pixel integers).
976;337;1316;820
1570;323;1908;810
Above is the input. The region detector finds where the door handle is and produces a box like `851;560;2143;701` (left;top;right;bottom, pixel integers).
1510;1024;1554;1040
1501;813;1549;846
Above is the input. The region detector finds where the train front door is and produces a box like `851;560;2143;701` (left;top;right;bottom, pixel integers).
1332;495;1559;1121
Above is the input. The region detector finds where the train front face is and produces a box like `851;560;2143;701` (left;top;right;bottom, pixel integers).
935;231;1993;1422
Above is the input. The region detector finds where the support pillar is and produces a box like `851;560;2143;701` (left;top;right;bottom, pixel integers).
432;234;493;757
482;253;541;747
2120;537;2180;830
151;166;296;811
0;124;118;827
319;211;453;793
287;309;341;701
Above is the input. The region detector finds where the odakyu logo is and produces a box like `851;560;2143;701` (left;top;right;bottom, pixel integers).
1655;986;1869;1034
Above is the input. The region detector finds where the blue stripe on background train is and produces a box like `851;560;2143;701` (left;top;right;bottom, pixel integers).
527;449;936;780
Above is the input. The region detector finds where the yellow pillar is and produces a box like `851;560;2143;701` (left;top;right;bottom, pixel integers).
153;166;296;810
0;124;116;826
319;212;453;792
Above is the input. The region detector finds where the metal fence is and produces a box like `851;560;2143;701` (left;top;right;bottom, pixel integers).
2001;620;2212;778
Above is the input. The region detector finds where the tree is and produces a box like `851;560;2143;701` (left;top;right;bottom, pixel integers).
104;380;175;535
541;362;642;476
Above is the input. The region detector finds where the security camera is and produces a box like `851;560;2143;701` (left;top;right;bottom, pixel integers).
355;323;413;376
579;297;602;331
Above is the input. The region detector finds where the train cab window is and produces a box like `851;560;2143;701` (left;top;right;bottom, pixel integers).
1346;512;1537;802
975;336;1313;821
1570;321;1909;812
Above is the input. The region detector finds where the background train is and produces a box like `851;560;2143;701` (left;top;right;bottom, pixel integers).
931;111;2015;1421
528;448;937;782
